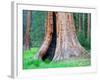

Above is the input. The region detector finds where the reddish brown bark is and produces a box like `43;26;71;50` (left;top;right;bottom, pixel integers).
53;12;87;61
24;11;31;50
87;13;91;39
35;12;53;59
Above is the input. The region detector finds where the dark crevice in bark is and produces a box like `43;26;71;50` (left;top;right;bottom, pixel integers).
42;12;57;62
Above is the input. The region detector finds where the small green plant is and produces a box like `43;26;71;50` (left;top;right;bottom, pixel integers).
44;59;51;64
33;60;40;67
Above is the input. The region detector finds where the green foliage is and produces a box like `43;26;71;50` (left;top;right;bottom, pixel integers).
84;38;91;50
44;59;51;64
77;32;91;51
30;11;47;47
73;13;79;31
33;59;41;67
73;13;91;51
23;10;47;48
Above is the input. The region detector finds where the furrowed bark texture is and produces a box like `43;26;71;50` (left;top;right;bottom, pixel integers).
53;12;87;61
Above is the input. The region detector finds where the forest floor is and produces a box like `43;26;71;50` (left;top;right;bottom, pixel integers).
23;47;91;69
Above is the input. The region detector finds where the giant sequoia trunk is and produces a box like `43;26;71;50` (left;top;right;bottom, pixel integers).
53;12;87;61
35;12;87;62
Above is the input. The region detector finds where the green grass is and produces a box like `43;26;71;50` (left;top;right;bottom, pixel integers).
23;47;39;69
23;47;91;69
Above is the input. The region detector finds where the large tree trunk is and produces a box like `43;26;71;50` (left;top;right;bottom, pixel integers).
35;12;88;61
53;12;87;61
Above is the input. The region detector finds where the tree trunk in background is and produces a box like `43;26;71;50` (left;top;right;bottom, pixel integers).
24;10;31;50
82;13;85;36
78;13;82;32
76;13;79;32
35;12;53;59
53;12;87;61
87;13;91;39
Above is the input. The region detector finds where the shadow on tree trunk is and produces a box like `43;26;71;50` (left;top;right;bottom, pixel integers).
42;12;57;62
